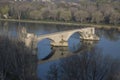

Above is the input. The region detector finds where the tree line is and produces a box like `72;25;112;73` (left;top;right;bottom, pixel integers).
0;0;120;25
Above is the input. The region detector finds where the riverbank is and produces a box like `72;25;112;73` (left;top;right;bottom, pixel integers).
0;19;120;28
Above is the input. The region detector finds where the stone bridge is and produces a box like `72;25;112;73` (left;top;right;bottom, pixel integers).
19;27;99;63
20;27;99;49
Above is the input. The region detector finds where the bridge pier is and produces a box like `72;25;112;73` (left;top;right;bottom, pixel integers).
80;34;99;40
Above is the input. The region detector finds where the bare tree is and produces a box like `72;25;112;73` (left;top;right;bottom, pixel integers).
59;9;72;22
49;10;58;21
74;10;88;23
40;7;50;20
12;2;31;20
0;35;38;80
29;10;43;20
91;11;104;24
109;11;120;25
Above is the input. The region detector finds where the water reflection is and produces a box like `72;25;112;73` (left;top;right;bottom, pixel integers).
0;21;82;36
38;40;98;65
37;39;98;62
97;28;120;41
0;21;120;80
46;47;120;80
37;32;82;60
37;28;120;80
97;28;120;58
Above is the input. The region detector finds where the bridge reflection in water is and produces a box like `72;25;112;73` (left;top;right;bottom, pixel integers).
38;40;98;64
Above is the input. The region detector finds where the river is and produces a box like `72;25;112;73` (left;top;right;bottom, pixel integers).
0;21;120;80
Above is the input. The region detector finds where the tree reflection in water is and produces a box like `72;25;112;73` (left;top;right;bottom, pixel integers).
97;28;120;41
47;47;120;80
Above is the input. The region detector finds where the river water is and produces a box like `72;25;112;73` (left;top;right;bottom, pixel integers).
0;21;120;80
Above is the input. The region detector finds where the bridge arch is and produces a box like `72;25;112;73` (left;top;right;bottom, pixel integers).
37;38;55;44
37;38;54;60
66;31;83;41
